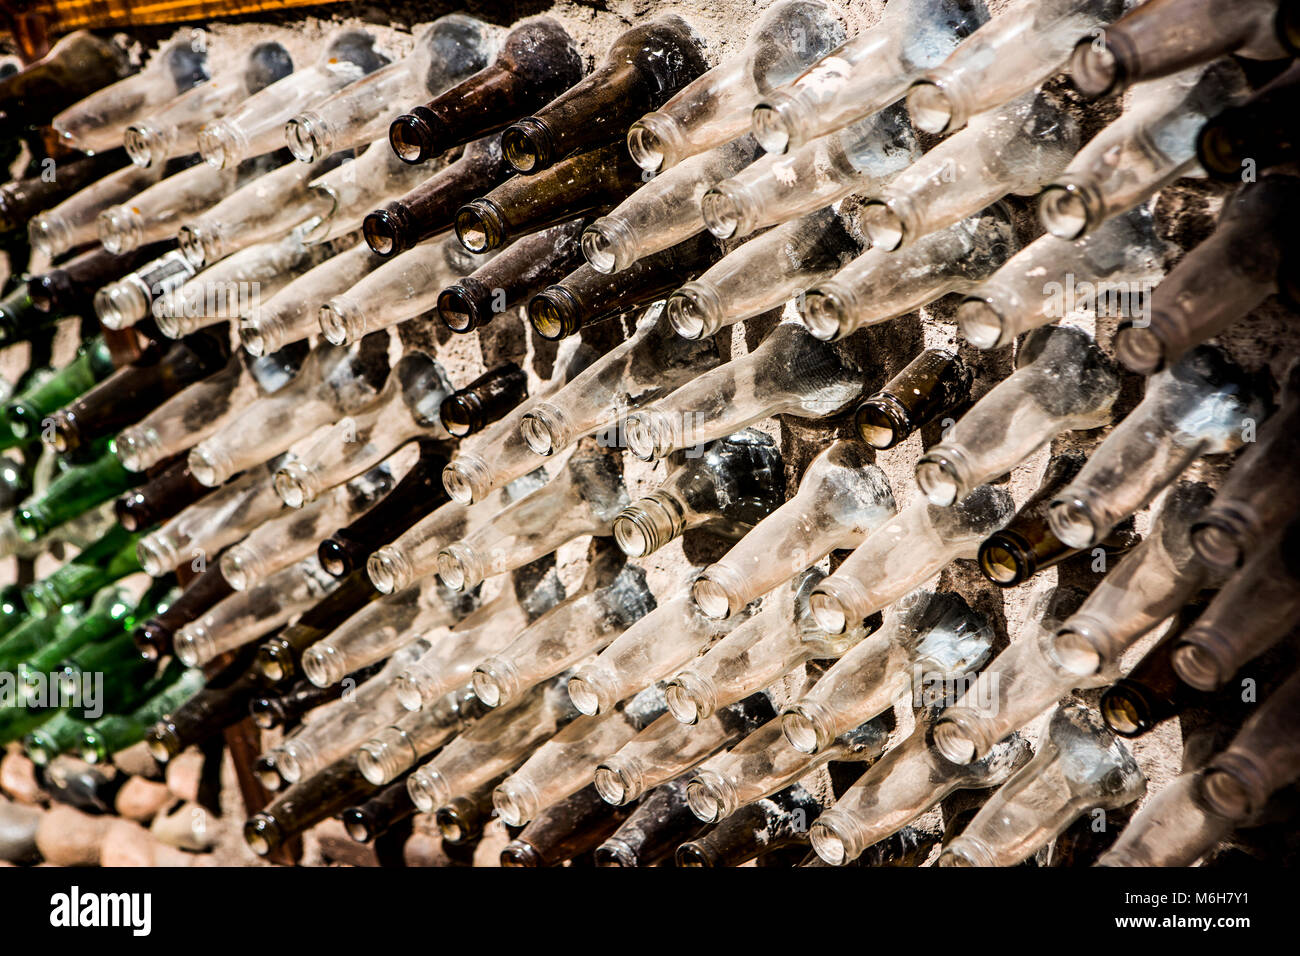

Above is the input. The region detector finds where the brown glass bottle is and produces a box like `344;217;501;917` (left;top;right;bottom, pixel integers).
0;147;129;234
853;348;972;450
115;456;209;533
145;646;261;762
253;569;384;683
501;16;709;175
47;330;231;455
245;754;379;857
436;218;589;332
388;19;584;165
676;782;823;866
435;782;501;845
594;778;706;867
0;32;132;132
455;142;645;254
439;364;528;438
134;564;235;660
249;661;384;730
1198;62;1300;180
528;233;721;340
342;775;417;843
500;783;634;867
28;239;176;316
978;451;1140;587
1101;605;1209;737
363;135;513;257
317;441;452;578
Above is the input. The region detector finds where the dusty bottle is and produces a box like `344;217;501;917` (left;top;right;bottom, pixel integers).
1115;175;1300;375
705;105;919;242
4;337;116;440
1096;770;1232;866
915;325;1119;507
861;88;1079;251
628;1;845;173
810;722;1029;866
751;0;991;155
53;37;210;154
437;448;629;591
1040;61;1248;240
273;352;452;508
799;204;1017;342
529;233;722;340
363;134;512;257
691;442;895;620
198;30;389;169
676;782;824;866
907;0;1128;135
612;429;783;558
27;242;176;319
133;564;234;660
342;776;417;843
956;205;1165;350
187;337;390;487
1198;669;1300;821
456;142;645;254
14;439;136;541
808;485;1014;636
435;781;503;845
1197;62;1300;181
252;569;384;685
1068;0;1289;98
244;754;380;857
784;590;993;754
29;157;172;259
78;667;206;765
94;249;199;332
249;663;381;729
853;348;971;450
500;784;634;866
0;31;132;132
595;778;706;866
0;146;130;235
624;322;865;461
938;704;1145;867
23;524;143;618
388;18;584;166
125;41;294;168
1047;346;1269;550
286;15;496;163
668;205;863;340
439;364;527;439
1100;605;1206;737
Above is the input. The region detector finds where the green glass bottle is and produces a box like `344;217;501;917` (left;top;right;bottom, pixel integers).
0;583;27;643
0;602;81;674
0;366;55;451
54;631;160;714
23;710;91;766
5;337;116;440
0;283;54;347
79;666;206;764
14;438;136;541
23;524;144;618
0;454;34;512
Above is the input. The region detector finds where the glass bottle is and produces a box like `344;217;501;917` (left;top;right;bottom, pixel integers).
784;590;993;754
1040;61;1248;240
0;148;133;236
853;348;971;450
272;351;453;508
0;604;81;675
956;205;1165;350
1197;62;1300;182
861;88;1079;251
14;439;135;541
916;326;1119;507
800;204;1017;342
628;0;846;172
387;18;584;166
440;363;528;438
623;322;865;461
691;442;895;620
124;41;294;168
23;524;143;618
1115;175;1300;375
29;157;170;259
595;778;706;866
1100;605;1206;737
808;485;1014;636
252;569;384;685
1047;345;1269;550
668;205;863;340
78;666;206;765
499;784;634;867
244;755;379;857
500;15;708;175
94;249;199;331
27;242;175;319
285;14;496;163
134;564;234;660
198;29;389;169
939;704;1145;866
250;663;381;730
342;776;417;844
435;781;503;846
4;336;116;441
675;782;824;866
750;0;991;155
0;31;132;132
1199;669;1300;821
906;0;1128;135
1096;770;1231;867
455;142;646;254
1068;0;1288;98
16;581;151;684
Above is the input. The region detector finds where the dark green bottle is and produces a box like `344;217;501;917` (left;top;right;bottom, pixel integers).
22;709;92;766
0;283;50;347
0;454;33;512
22;523;144;618
14;438;137;541
0;603;81;674
0;365;55;451
79;666;206;764
0;583;27;643
5;336;116;440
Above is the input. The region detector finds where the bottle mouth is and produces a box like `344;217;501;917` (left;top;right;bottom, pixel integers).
359;728;413;786
276;742;309;784
177;223;221;268
146;722;182;763
134;619;173;661
566;671;609;716
25;734;54;767
174;622;214;667
436;541;481;591
442;455;489;505
751;94;800;155
13;507;47;542
362;209;404;257
318;296;365;347
188;444;231;488
781;704;830;755
394;671;426;712
136;534;179;578
499;840;542;867
249;695;285;730
853;396;908;450
1195;119;1245;181
436;284;485;333
665;281;722;340
342;807;374;843
1050;626;1104;678
388;107;442;165
977;535;1028;587
455;200;507;254
593;839;639;867
407;769;448;813
1038;180;1099;240
274;460;319;509
1099;684;1147;738
255;640;295;683
238;319;274;357
317;537;356;578
905;78;958;135
98;206;143;255
690;566;744;620
700;183;752;240
470;659;512;709
582;217;636;275
115;425;163;473
685;772;732;823
626;111;684;173
301;642;344;688
1114;319;1167;375
124;123;167;167
664;677;706;724
29;213;73;258
674;842;718;867
1067;33;1123;99
800;286;853;342
612;492;685;557
809;818;852;866
915;451;965;507
1200;755;1260;819
593;763;635;806
808;585;853;636
492;781;537;828
243;815;280;856
197;120;245;169
1047;494;1101;550
955;297;1009;350
366;547;410;595
859;201;905;251
937;838;995;867
1190;514;1246;571
434;805;476;844
501;117;554;174
623;410;667;462
1171;631;1226;692
95;279;149;331
527;286;581;340
285;111;330;163
78;730;109;765
519;406;564;457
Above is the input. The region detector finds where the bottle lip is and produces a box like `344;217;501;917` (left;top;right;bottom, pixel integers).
626;110;686;174
1114;317;1169;376
1201;753;1266;819
499;839;542;867
436;279;490;333
1067;31;1130;99
859;199;906;251
593;838;640;867
1099;681;1154;738
1189;511;1248;571
700;181;756;240
906;73;965;136
362;205;412;258
285;110;330;163
1170;628;1229;692
665;280;723;340
317;535;359;578
454;199;507;254
388;106;445;165
582;216;637;276
853;393;910;450
955;296;1010;350
318;295;366;347
492;778;538;828
1038;179;1102;241
255;638;296;683
750;90;804;156
527;285;582;341
690;565;745;620
501;116;556;175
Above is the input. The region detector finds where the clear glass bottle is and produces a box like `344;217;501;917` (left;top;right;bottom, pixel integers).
938;703;1145;867
808;485;1014;636
627;0;846;173
197;29;389;169
1198;669;1300;821
94;249;199;331
273;351;453;508
667;206;862;340
29;159;169;259
97;159;242;255
624;322;865;461
134;564;234;660
1047;345;1269;550
612;429;783;557
750;0;991;155
1115;174;1300;375
956;205;1165;350
1096;770;1230;866
690;441;895;620
906;0;1128;135
124;41;293;168
783;590;993;754
915;325;1119;506
1039;61;1248;240
285;14;496;163
437;447;629;591
853;348;972;450
860;88;1079;251
800;203;1017;342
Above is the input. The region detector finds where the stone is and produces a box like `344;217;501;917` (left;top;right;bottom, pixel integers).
100;819;156;867
35;805;108;866
112;741;165;780
165;750;204;803
0;798;41;863
115;776;173;823
0;752;42;805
